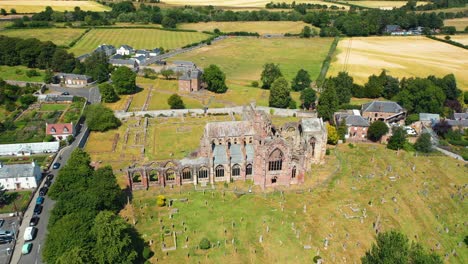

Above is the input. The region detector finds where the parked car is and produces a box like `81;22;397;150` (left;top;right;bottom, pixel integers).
39;187;48;196
22;243;33;255
0;219;4;228
0;230;13;238
44;179;52;188
61;92;70;95
24;226;37;241
52;163;60;169
33;204;42;215
0;236;13;244
36;197;44;205
47;174;54;181
29;216;39;226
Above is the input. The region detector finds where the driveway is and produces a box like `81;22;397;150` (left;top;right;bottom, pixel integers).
48;85;101;104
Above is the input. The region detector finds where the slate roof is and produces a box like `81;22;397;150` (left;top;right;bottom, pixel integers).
230;144;243;164
245;144;254;162
447;119;468;127
385;25;401;32
344;115;370;127
301;118;324;132
419;113;440;122
362;101;404;113
110;54;123;60
0;163;37;179
56;73;91;81
119;45;134;50
205;121;255;138
213;145;227;164
454;113;468;120
109;59;137;66
44;95;74;102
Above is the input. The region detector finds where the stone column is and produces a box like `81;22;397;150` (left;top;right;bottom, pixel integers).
142;169;149;190
193;167;197;186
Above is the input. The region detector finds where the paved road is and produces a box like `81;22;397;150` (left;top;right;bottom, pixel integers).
48;86;101;104
11;123;89;264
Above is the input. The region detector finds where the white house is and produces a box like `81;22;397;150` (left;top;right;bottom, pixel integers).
0;162;41;190
46;123;75;141
116;45;134;56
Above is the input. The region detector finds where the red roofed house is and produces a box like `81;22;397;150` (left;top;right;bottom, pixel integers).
46;123;75;140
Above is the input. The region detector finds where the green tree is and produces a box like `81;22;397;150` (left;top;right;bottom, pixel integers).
43;69;54;84
90;166;123;212
317;81;338;121
0;9;6;16
414;133;432;153
199;238;211;250
269;77;291;108
203;64;228;93
10;8;16;14
300;26;312;38
84;52;111;83
0;184;6;205
331;71;353;105
92;211;137;264
300;88;316;109
111;67;137;95
367;121;389;142
84;104;121;132
160;69;174;80
19;94;37;107
387;126;407;150
161;16;176;28
99;83;119;103
291;69;311;91
326;124;339;145
261;63;282;89
362;230;442;264
394;77;446;114
363;74;384;98
56;247;92;264
167;94;185;109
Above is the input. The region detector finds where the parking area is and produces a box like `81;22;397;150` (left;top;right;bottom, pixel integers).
0;216;21;264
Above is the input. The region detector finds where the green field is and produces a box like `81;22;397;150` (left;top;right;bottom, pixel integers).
0;0;110;13
39;104;69;112
0;65;45;82
123;143;467;263
170;37;333;87
69;28;210;56
178;21;316;35
0;27;87;47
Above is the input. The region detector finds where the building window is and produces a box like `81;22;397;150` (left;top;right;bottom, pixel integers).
182;168;192;181
166;169;175;182
246;164;252;176
63;127;69;133
149;170;158;182
215;165;224;177
268;149;283;171
232;164;240;177
310;137;316;157
292;166;296;179
198;167;208;179
50;127;56;133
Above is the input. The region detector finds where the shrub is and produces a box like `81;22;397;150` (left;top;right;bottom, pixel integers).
367;121;389;142
142;246;153;260
313;256;322;263
325;149;330;155
251;81;259;87
44;135;55;142
199;238;211;250
167;94;185;109
326;124;339;145
414;133;432;152
405;113;419;125
156;195;166;207
288;99;297;109
348;143;355;149
387;127;407;150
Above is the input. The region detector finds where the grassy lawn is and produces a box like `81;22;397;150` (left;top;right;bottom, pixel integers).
328;36;468;90
0;1;110;13
121;143;466;263
0;21;12;29
0;28;87;47
39;104;69;112
0;191;32;214
69;28;210;56
444;18;468;31
0;65;44;82
178;21;316;35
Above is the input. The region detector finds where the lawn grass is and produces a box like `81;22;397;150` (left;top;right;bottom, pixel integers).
444;18;468;31
39;104;69;112
0;1;110;13
0;191;32;213
328;36;468;90
69;28;210;56
122;143;467;263
0;65;44;82
0;27;86;47
178;21;316;35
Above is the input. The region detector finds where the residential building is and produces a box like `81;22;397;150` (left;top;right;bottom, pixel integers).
0;162;42;190
54;73;92;87
116;45;134;56
361;101;406;124
149;48;162;57
126;105;327;190
170;61;203;92
94;44;116;57
419;113;440;126
45;123;75;141
334;110;370;142
109;59;139;71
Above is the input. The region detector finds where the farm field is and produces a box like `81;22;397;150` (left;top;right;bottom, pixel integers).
170;37;333;88
0;0;110;13
449;35;468;45
162;0;349;8
346;1;429;8
444;18;468;31
69;28;210;56
0;28;86;47
328;36;468;90
0;65;45;82
121;143;467;263
179;21;317;34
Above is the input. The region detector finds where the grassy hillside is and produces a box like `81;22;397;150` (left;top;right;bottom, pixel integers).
0;28;87;47
121;143;467;263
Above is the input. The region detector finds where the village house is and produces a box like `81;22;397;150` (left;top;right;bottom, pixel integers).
149;48;162;57
54;73;93;87
0;162;42;190
38;94;74;103
45;123;75;141
334;110;370;142
109;58;139;71
170;61;203;92
419;113;440;126
95;44;116;56
126;105;327;190
361;101;406;124
116;45;134;56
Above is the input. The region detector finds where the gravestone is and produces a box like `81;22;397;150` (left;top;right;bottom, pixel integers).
259;235;263;243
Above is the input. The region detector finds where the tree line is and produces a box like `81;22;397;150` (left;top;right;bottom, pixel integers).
44;149;148;263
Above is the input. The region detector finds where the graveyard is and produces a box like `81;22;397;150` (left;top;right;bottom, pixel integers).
120;143;467;263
